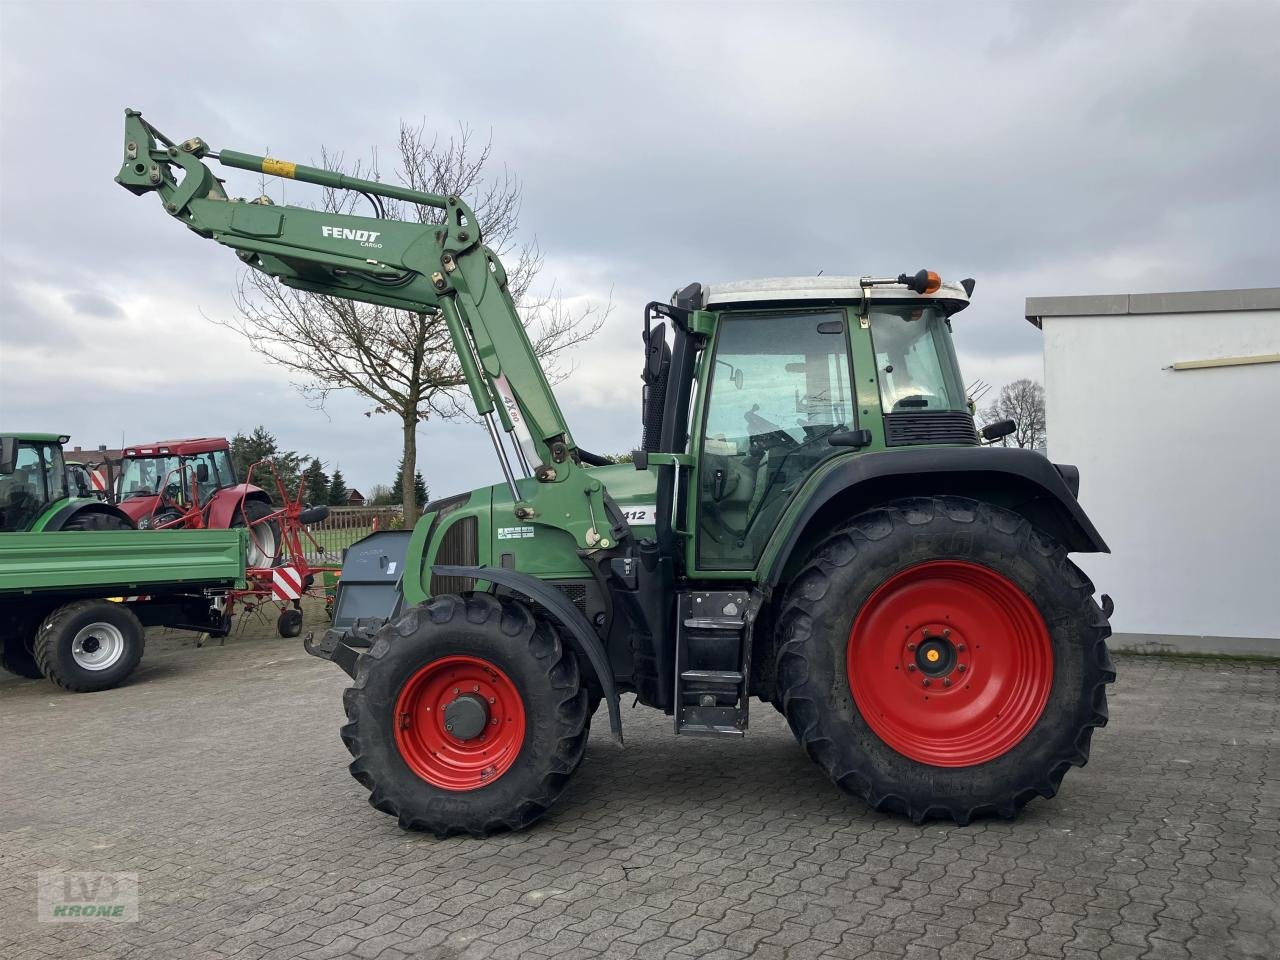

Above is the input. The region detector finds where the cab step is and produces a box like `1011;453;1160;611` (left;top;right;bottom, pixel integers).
674;590;758;738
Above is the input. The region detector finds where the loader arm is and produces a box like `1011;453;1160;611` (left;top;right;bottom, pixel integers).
116;110;620;551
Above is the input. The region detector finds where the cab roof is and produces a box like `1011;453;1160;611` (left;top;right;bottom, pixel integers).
123;437;230;457
701;276;972;313
3;432;69;443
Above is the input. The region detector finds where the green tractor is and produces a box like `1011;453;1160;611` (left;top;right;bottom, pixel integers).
0;434;134;534
0;433;136;677
120;112;1114;835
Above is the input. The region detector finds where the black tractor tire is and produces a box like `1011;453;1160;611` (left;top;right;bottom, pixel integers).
341;592;591;837
1;632;42;679
138;508;184;530
34;600;146;693
776;496;1114;825
277;608;304;638
231;499;282;568
61;510;134;531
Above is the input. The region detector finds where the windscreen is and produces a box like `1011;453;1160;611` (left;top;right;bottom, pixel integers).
869;305;967;414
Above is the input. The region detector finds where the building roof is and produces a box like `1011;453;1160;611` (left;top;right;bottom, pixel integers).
701;276;972;311
1025;287;1280;328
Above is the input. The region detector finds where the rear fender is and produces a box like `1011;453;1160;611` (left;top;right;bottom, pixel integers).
765;446;1109;589
206;485;272;529
41;501;137;531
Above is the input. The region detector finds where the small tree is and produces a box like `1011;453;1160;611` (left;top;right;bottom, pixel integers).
982;379;1048;451
223;121;607;527
328;470;349;507
367;483;395;506
302;458;329;506
389;456;429;509
230;426;303;504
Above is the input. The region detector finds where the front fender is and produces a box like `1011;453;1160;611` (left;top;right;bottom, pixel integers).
41;500;137;531
764;446;1108;588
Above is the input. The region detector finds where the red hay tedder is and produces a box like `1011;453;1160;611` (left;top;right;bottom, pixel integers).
112;438;340;637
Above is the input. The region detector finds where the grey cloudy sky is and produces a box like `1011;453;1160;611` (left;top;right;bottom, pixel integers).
2;0;1277;497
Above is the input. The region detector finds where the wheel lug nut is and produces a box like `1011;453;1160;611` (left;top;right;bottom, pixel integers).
473;684;479;692
907;643;917;652
922;678;931;688
943;678;952;687
453;687;460;695
943;629;951;638
488;697;496;704
956;644;966;652
957;664;966;673
907;664;917;672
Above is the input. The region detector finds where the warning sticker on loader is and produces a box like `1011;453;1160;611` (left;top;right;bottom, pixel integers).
497;526;535;540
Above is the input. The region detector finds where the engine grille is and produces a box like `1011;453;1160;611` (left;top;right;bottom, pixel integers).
430;516;479;595
883;412;979;447
554;582;589;617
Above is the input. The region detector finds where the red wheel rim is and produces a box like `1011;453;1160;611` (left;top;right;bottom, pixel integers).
847;561;1053;767
393;655;526;791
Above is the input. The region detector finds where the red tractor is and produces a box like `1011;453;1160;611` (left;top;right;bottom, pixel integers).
113;438;281;567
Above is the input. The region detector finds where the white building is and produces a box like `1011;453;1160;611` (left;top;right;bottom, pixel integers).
1025;288;1280;655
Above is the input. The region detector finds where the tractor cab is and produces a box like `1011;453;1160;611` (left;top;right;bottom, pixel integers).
116;439;240;527
0;433;133;532
0;434;70;532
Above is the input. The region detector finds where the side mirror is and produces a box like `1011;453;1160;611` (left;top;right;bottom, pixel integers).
981;419;1016;443
828;428;873;449
732;368;744;390
195;462;210;483
0;438;16;475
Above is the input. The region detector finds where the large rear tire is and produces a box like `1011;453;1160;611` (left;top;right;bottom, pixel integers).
34;600;146;692
340;593;590;837
776;496;1114;825
230;499;282;568
61;510;134;531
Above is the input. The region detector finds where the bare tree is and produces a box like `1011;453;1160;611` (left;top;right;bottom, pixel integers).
220;122;608;524
981;378;1047;451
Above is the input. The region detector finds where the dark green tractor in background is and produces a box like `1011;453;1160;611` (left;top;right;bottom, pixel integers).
120;111;1115;836
0;434;133;535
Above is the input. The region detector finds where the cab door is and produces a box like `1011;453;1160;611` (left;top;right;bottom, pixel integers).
691;309;857;571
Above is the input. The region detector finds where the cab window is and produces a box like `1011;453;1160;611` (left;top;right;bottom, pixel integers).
697;311;854;569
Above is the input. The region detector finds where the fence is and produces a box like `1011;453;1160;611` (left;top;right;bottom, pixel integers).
299;506;404;561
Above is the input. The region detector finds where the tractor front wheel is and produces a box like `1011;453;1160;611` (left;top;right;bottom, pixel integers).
340;593;590;837
777;496;1114;824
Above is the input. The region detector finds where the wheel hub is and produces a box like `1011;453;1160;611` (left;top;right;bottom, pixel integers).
914;632;959;678
443;693;489;741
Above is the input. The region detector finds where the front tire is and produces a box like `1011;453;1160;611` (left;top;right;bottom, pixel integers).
340;593;590;837
34;600;146;692
777;496;1114;824
61;510;134;531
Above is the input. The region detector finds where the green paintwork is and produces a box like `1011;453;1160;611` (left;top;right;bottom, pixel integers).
0;530;246;595
117;111;612;554
5;432;66;443
118;110;977;599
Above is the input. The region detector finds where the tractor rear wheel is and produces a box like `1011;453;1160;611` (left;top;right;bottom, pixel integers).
340;592;590;837
62;511;134;531
34;600;146;692
776;496;1113;825
231;500;282;568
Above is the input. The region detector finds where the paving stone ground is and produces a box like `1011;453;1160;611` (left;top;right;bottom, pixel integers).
1;607;1277;960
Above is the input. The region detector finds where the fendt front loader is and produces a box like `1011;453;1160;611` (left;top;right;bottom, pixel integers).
118;111;1114;836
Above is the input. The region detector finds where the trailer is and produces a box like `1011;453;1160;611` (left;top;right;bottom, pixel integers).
0;528;246;691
